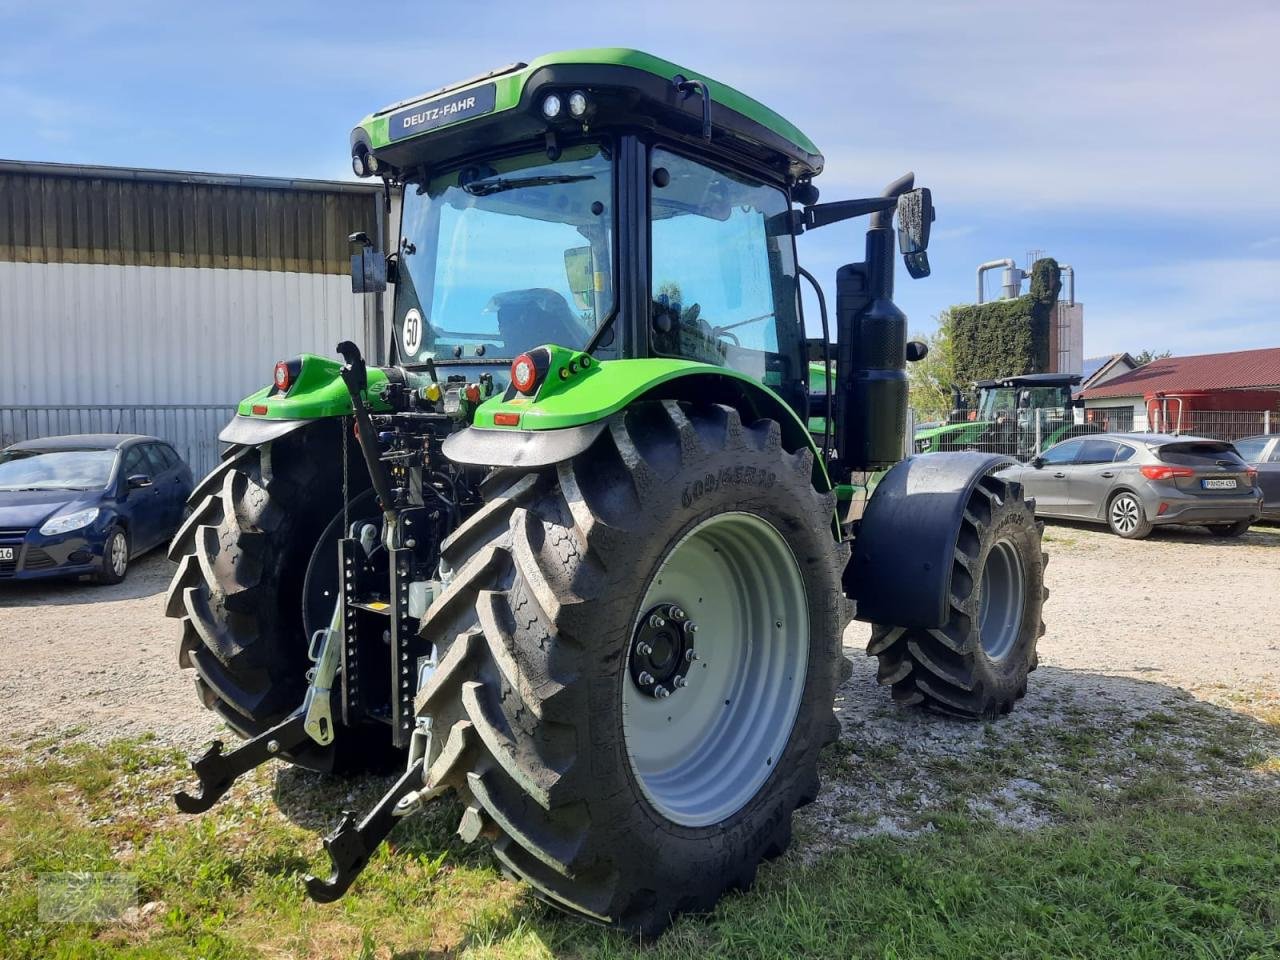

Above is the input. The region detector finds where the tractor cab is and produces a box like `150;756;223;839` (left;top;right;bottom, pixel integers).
916;372;1092;459
343;48;931;467
347;49;827;422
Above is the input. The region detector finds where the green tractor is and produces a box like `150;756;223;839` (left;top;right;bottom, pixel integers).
168;48;1046;936
914;372;1098;460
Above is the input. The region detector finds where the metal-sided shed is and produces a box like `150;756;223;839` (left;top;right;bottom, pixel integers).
0;159;385;476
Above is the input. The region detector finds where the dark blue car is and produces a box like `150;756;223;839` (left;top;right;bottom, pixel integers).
0;434;193;584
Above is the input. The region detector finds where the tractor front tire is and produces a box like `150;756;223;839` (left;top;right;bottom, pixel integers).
867;472;1045;720
165;425;392;773
416;401;848;935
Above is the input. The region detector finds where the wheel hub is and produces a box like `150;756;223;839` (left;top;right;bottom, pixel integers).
629;603;697;698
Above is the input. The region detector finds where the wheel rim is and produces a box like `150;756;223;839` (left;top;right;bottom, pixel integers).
1110;494;1140;534
621;512;809;828
110;534;128;576
978;538;1024;662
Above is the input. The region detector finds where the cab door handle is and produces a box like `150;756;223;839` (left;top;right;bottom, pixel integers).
1100;471;1115;478
1053;472;1066;478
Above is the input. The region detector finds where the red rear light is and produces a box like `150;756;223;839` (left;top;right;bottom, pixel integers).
1140;465;1194;481
1247;467;1258;486
494;412;520;426
465;383;481;403
251;404;268;416
274;361;292;391
511;353;539;394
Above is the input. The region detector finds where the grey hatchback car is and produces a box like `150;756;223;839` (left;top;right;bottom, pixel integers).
998;433;1262;539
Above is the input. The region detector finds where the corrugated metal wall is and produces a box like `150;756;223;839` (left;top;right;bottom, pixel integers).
0;161;385;477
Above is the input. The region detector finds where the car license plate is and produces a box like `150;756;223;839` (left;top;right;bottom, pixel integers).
1202;478;1237;489
0;547;13;561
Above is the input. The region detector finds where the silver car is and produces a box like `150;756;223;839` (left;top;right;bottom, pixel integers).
998;433;1262;539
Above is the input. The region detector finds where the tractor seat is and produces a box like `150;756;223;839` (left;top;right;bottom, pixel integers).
485;288;586;356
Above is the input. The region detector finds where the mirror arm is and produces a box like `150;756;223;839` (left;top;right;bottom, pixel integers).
800;196;897;232
870;172;915;229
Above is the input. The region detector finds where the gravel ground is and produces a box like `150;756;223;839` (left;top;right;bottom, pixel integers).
2;522;1278;846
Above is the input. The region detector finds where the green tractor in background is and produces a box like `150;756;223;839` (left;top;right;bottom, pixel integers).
914;372;1099;460
167;49;1047;936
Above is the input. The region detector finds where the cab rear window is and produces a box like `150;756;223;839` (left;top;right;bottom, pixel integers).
1157;442;1246;468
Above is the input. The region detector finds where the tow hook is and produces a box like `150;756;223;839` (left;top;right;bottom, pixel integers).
303;644;439;902
173;711;310;813
302;757;427;902
174;598;345;813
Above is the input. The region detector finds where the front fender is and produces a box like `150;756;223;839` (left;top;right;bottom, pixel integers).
847;451;1013;629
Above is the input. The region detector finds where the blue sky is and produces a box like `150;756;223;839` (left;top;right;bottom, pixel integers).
2;0;1276;358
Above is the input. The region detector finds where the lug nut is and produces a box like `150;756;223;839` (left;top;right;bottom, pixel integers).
267;739;280;754
673;676;687;688
686;622;698;634
637;641;653;657
638;671;655;686
685;649;697;662
650;614;666;629
654;685;670;698
670;606;686;621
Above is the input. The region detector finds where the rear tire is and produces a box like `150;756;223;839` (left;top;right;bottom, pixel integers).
416;401;848;935
164;424;392;773
1107;490;1152;539
867;473;1046;719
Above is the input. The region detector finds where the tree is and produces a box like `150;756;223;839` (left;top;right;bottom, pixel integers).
908;312;958;420
1133;349;1172;366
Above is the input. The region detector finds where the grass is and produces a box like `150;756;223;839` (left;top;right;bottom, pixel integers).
2;732;1279;960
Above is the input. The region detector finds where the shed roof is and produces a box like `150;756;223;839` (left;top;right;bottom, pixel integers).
1080;347;1280;399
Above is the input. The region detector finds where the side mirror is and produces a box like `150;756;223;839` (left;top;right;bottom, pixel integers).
350;233;387;294
897;187;934;279
905;340;929;362
127;474;153;489
1030;456;1045;470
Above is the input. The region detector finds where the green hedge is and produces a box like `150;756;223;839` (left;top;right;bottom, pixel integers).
950;258;1060;384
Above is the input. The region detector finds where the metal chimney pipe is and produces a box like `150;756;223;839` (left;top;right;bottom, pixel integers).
1059;264;1075;306
976;258;1016;304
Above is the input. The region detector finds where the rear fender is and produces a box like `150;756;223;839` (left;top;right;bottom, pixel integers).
447;356;831;491
847;452;1013;629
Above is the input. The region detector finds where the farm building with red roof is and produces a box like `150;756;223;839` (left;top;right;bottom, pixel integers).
1078;347;1280;438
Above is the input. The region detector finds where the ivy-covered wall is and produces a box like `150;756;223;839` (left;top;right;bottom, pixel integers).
950;258;1061;384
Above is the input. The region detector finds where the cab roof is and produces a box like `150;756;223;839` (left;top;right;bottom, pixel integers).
351;48;824;184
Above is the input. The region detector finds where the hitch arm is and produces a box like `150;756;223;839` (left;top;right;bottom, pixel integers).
173;711;309;814
303;757;426;902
